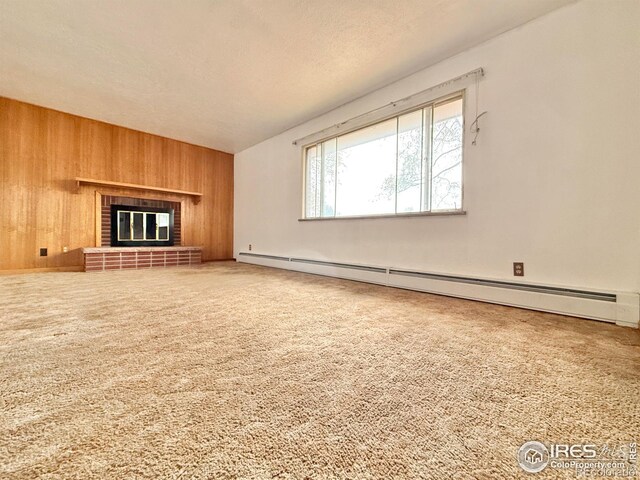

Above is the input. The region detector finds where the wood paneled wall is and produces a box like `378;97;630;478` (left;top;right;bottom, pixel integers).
0;97;234;271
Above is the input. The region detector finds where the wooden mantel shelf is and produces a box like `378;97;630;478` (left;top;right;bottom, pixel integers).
74;177;203;204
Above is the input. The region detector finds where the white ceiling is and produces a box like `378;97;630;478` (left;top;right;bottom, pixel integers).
0;0;574;153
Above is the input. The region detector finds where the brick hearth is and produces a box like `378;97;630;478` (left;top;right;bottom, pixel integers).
82;247;201;272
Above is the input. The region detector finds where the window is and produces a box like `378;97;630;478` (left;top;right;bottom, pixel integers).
304;93;464;218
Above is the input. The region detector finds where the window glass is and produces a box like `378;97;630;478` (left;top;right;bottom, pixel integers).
321;138;337;217
145;213;157;240
335;118;397;217
158;213;170;240
132;213;144;240
303;93;464;218
396;110;424;213
118;211;131;240
431;98;463;211
305;146;319;218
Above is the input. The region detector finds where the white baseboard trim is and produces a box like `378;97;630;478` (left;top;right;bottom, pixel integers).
237;253;639;329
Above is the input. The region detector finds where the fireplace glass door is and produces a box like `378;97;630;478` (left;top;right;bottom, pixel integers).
111;205;174;246
118;211;171;242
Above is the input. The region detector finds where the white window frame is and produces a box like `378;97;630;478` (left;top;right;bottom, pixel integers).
300;90;466;221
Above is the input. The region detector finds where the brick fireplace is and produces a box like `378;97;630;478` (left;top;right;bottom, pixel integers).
100;195;181;247
82;194;202;272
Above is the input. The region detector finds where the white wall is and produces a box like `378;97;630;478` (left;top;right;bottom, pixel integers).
234;0;640;294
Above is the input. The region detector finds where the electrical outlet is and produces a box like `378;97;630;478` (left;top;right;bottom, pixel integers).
249;244;252;251
40;248;48;257
63;246;68;253
513;262;524;276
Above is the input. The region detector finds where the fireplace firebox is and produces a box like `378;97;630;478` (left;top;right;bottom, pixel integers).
110;204;174;247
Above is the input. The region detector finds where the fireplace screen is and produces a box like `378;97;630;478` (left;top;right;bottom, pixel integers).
110;205;174;247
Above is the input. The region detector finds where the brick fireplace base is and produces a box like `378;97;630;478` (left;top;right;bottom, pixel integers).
82;247;202;272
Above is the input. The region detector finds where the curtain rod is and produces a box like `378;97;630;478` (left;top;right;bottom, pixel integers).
292;67;484;147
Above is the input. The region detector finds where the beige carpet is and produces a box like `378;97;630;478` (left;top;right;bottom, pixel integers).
1;262;638;479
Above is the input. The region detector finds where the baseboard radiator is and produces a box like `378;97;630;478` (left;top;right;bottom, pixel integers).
237;253;639;328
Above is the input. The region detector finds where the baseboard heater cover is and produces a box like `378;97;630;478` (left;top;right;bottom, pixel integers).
290;257;387;274
239;253;290;261
237;252;639;328
238;253;388;285
388;269;616;302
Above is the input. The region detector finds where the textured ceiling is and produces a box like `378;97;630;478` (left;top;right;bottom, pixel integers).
0;0;574;153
